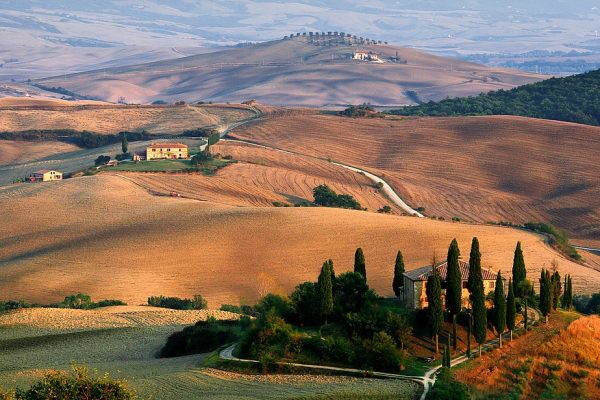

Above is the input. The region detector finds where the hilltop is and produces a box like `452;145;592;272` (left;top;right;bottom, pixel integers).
391;68;600;126
31;35;543;106
230;112;600;246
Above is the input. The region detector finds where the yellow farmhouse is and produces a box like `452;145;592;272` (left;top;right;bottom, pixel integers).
401;260;499;309
146;143;189;160
30;169;63;182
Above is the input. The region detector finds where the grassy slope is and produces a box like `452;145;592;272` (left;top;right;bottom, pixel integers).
1;174;597;308
0;104;255;134
230;113;600;246
34;38;542;105
454;312;600;400
0;140;80;166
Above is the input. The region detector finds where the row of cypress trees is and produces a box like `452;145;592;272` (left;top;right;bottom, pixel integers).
539;269;574;323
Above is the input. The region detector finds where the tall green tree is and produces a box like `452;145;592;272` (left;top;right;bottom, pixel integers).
446;239;462;349
317;260;334;324
551;270;561;310
121;132;128;154
506;278;516;341
467;237;482;298
354;248;366;282
469;244;488;357
466;311;472;358
493;271;506;348
392;251;405;297
426;266;444;354
539;269;552;323
520;279;533;332
512;242;526;297
562;275;568;309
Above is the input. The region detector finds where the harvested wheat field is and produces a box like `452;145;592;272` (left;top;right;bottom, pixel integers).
0;103;255;134
0;97;110;107
231;113;600;246
119;140;395;211
1;174;599;308
455;312;600;399
0;140;80;166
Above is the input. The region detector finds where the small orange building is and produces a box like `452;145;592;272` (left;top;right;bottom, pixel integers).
146;143;189;160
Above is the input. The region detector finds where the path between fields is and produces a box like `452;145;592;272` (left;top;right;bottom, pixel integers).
217;110;423;217
219;307;540;400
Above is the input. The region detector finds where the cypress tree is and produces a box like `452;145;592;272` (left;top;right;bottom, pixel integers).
392;251;405;297
329;259;336;288
426;266;444;354
539;269;552;323
471;262;487;356
446;239;462;349
506;278;516;341
354;248;366;282
567;275;573;309
562;275;568;309
512;242;526;297
318;260;334;324
551;271;561;310
444;335;452;368
121;132;128;154
467;237;482;299
466;311;472;358
493;271;506;348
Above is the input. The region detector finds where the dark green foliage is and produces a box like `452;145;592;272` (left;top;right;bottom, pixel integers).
239;310;296;361
60;293;125;309
493;271;506;338
219;304;257;316
574;292;600;315
312;184;362;210
385;311;412;349
512;242;527;297
551;271;561;310
426;266;443;349
121;132;128;154
539;269;552;321
466;311;472;358
446;239;462;316
114;152;130;161
354;248;367;281
147;295;208;310
254;294;292;319
289;282;321;325
389;69;600;126
392;250;405;297
427;369;471;400
340;103;377;118
467;237;482;297
370;331;402;371
160;318;240;357
334;272;376;315
506;279;516;334
472;279;487;349
94;155;111;165
377;205;392;213
563;275;574;310
14;365;136;400
208;132;220;146
524;222;581;260
191;150;213;165
442;335;451;368
318;260;334;322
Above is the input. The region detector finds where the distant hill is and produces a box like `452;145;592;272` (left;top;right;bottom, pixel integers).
390;69;600;125
32;36;543;106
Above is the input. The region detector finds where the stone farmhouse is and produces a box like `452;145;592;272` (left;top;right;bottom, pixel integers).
401;260;499;309
146;143;189;160
30;170;63;182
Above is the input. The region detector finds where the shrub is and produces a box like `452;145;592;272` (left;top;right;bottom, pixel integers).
147;295;206;310
14;365;136;400
290;282;321;326
334;272;376;315
254;294;292;320
94;155;111;166
427;369;470;400
370;331;403;372
191;150;212;165
313;184;362;210
378;205;392;213
219;304;256;316
239;311;295;360
340;103;377;118
115;153;130;161
160;318;240;357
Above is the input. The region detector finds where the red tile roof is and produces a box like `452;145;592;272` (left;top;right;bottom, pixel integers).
147;143;188;149
404;260;497;281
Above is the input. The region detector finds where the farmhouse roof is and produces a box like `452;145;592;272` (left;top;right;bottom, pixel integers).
147;143;188;149
403;260;497;282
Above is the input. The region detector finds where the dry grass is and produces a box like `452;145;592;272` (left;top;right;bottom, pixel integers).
231;113;600;246
119;141;394;211
455;313;600;400
0;140;80;166
1;174;598;308
0;104;255;134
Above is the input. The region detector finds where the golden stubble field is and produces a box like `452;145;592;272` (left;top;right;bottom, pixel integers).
120;141;395;211
0;103;255;134
1;174;598;308
0;140;80;166
231;113;600;246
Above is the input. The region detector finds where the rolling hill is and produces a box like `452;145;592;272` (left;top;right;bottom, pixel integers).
32;36;543;106
229;112;600;246
1;174;598;308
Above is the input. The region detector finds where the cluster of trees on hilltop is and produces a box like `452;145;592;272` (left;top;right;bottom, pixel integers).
389;69;600;126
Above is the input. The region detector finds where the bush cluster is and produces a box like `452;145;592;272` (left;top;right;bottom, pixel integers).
313;184;362;210
147;295;207;310
160;318;241;357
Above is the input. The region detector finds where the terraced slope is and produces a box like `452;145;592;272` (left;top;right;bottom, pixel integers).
1;174;597;308
230;113;600;246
